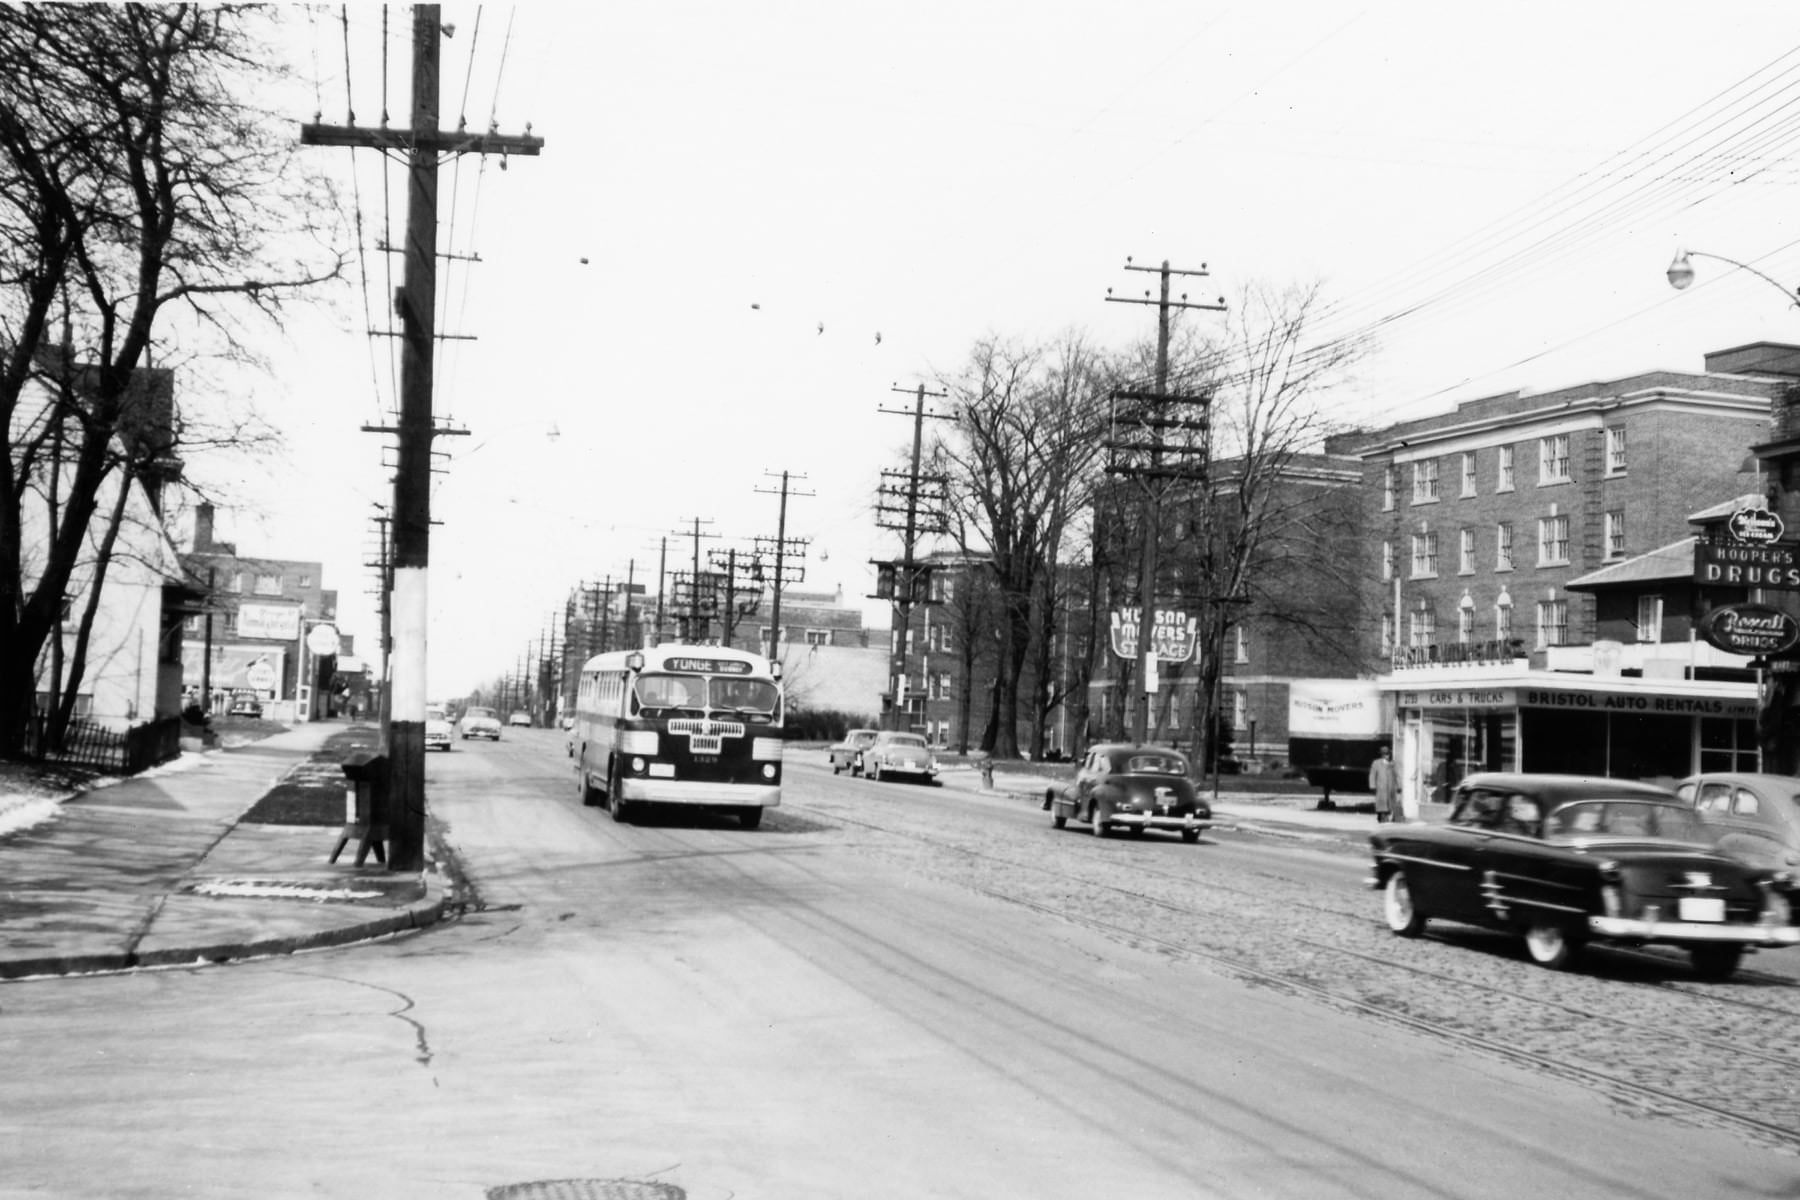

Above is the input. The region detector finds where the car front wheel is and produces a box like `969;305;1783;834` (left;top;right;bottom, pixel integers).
1090;803;1109;837
1523;921;1580;970
1383;871;1426;937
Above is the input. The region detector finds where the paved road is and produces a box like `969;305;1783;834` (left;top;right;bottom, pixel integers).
1;729;1793;1199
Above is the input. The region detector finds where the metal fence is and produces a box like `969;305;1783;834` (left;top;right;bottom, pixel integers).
21;713;182;774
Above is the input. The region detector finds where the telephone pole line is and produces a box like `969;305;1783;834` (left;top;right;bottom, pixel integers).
875;384;951;731
301;5;543;871
754;470;813;667
1105;258;1223;745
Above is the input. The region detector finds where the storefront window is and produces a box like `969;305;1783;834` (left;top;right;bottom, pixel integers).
1699;717;1758;773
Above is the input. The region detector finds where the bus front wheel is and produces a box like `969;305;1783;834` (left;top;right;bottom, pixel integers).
609;765;631;823
737;806;763;830
577;760;599;807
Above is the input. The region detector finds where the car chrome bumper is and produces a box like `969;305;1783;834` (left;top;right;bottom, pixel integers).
1110;814;1212;832
1588;916;1800;945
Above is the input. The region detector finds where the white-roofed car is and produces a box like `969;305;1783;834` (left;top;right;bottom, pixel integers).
861;731;940;785
508;710;532;728
459;706;502;740
425;705;453;752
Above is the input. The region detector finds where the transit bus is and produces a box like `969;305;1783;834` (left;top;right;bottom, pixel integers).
572;643;784;828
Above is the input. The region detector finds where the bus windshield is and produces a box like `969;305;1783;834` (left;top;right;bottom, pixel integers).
632;672;780;719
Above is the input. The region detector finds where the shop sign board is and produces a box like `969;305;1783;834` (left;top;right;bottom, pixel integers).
1109;608;1197;662
306;622;341;657
1397;686;1756;719
1697;603;1800;657
1693;534;1800;590
245;659;277;691
236;602;301;641
1728;504;1784;545
1390;638;1521;671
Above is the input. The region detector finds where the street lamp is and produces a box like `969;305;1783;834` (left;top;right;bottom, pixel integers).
1666;247;1800;306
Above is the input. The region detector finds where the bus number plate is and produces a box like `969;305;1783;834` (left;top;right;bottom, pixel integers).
694;755;718;764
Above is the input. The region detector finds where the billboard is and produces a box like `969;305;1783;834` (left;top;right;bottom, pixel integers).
1108;608;1198;662
236;602;301;641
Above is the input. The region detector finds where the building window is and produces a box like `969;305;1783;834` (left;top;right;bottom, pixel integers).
1536;599;1568;648
1234;626;1249;663
938;626;955;653
1231;689;1249;730
1497;444;1515;492
1412;459;1439;503
254;573;282;596
297;574;314;588
1411;531;1438;578
1539;434;1570;484
1495;597;1513;641
1381;613;1395;655
1605;510;1625;560
1409;607;1436;648
1636;594;1663;644
805;629;830;646
1461;452;1477;497
1606;427;1626;475
1381;540;1394;582
1382;465;1396;512
1458;528;1475;574
1496;521;1514;571
1538;514;1570;565
1699;716;1759;773
235;572;251;594
1458;598;1475;643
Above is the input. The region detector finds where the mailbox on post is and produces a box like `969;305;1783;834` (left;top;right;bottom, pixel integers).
331;750;389;866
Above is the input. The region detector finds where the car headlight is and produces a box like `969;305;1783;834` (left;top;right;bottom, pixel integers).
1764;887;1793;926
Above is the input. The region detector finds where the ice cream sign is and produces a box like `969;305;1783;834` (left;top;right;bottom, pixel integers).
1109;608;1198;662
1727;504;1784;546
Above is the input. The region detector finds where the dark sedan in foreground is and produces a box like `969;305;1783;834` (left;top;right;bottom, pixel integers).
1045;744;1212;843
1370;772;1799;979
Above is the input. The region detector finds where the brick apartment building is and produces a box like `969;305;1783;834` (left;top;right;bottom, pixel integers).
1355;344;1792;813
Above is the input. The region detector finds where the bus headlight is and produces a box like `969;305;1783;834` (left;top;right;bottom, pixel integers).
630;756;647;774
752;738;784;761
762;763;777;780
619;730;659;755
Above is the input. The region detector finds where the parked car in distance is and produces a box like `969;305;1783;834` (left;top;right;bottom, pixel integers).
1675;773;1800;870
1371;772;1800;979
459;706;502;740
828;729;880;775
508;710;532;728
227;692;263;719
1045;743;1212;843
424;705;453;752
861;731;939;784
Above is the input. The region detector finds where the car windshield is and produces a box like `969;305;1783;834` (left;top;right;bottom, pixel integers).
465;707;495;720
885;735;927;748
1546;800;1709;842
426;707;446;722
1122;753;1187;775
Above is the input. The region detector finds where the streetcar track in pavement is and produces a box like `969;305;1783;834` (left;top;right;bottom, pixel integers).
791;793;1800;1152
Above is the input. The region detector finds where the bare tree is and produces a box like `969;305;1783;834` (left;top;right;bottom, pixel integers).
1163;280;1370;771
0;5;343;754
932;332;1115;759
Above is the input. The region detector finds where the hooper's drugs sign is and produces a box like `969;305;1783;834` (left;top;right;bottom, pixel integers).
1693;535;1800;591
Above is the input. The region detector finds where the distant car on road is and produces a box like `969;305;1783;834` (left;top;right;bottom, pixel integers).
828;729;879;775
1045;743;1212;842
1675;772;1800;871
425;705;453;752
861;731;939;784
508;710;532;728
459;706;502;740
1371;772;1800;979
227;693;263;719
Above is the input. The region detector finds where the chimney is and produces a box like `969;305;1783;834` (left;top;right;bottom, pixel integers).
193;502;215;552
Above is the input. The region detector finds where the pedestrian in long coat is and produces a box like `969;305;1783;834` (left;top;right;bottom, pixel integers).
1369;744;1398;822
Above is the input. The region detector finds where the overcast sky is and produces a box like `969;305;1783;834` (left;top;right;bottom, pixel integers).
185;2;1800;698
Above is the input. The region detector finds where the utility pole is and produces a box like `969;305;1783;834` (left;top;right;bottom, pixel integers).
301;5;543;871
674;518;718;641
874;384;951;731
754;470;812;669
1105;258;1223;746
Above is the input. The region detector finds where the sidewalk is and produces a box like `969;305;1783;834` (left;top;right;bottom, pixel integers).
0;722;450;982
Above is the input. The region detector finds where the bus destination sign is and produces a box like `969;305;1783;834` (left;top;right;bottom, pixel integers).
665;656;753;674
